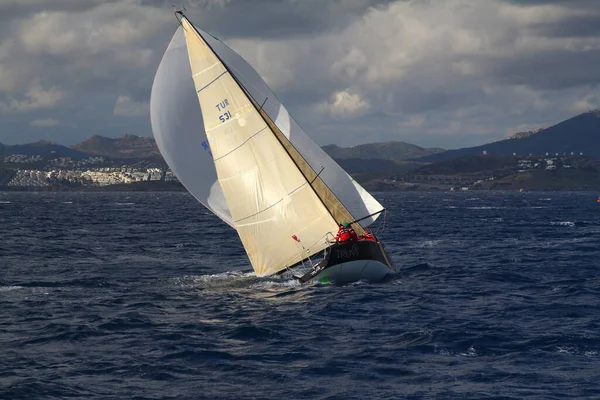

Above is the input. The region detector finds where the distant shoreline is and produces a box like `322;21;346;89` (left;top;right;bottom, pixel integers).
2;181;599;192
0;181;188;192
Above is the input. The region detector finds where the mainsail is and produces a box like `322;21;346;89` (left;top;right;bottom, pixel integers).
151;14;385;277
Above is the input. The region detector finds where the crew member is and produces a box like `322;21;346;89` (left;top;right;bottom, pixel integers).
361;228;377;242
335;222;358;243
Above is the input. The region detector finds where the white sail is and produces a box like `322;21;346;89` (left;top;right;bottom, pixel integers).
150;26;234;227
180;17;340;276
193;27;384;226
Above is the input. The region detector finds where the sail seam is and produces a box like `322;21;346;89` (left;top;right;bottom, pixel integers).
234;182;308;223
197;70;228;92
193;62;221;77
213;126;267;161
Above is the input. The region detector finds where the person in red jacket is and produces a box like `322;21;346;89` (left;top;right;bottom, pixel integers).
335;222;358;243
361;228;377;242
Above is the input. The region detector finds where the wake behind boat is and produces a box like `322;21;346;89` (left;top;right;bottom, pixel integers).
150;10;395;284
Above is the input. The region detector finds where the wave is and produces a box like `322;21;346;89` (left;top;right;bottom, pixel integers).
466;206;506;210
550;221;576;227
0;285;23;292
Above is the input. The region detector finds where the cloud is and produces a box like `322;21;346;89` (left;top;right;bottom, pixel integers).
322;89;371;120
0;0;599;149
0;85;67;114
30;118;60;127
569;95;599;113
113;95;149;117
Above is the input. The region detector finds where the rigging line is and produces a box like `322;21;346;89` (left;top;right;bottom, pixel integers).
213;126;267;161
376;209;387;235
309;166;325;185
349;209;385;226
258;97;268;112
281;230;335;272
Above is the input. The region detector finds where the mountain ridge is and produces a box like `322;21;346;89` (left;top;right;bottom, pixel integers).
416;109;600;162
322;141;444;161
69;133;160;159
3;109;599;166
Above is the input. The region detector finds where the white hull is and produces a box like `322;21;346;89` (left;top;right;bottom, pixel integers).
314;259;395;284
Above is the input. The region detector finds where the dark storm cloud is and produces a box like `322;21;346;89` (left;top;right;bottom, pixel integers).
531;15;600;38
0;0;122;21
502;0;598;5
482;50;600;90
136;0;397;39
1;0;599;148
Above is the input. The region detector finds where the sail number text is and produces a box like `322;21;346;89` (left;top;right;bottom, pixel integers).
216;98;231;123
201;140;212;157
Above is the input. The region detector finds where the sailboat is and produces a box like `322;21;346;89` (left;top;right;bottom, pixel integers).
150;10;395;284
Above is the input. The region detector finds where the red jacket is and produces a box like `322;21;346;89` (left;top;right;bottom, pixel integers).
336;227;358;243
361;230;377;241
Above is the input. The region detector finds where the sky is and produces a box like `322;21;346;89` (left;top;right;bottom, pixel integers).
0;0;599;150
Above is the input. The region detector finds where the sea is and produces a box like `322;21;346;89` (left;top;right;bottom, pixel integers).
1;191;599;399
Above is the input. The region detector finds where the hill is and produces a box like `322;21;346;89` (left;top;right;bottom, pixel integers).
417;110;600;162
336;158;425;174
322;141;444;161
481;169;600;191
414;155;519;175
506;128;544;140
70;133;161;159
3;140;93;158
379;153;600;191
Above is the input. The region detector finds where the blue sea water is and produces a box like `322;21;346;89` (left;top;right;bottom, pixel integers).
1;191;599;399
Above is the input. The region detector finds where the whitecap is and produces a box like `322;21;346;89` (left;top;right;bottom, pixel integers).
419;240;440;248
556;345;578;355
460;345;478;357
0;286;23;292
249;279;301;289
550;221;575;227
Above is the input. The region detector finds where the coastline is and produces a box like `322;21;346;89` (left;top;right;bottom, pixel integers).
2;180;599;192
